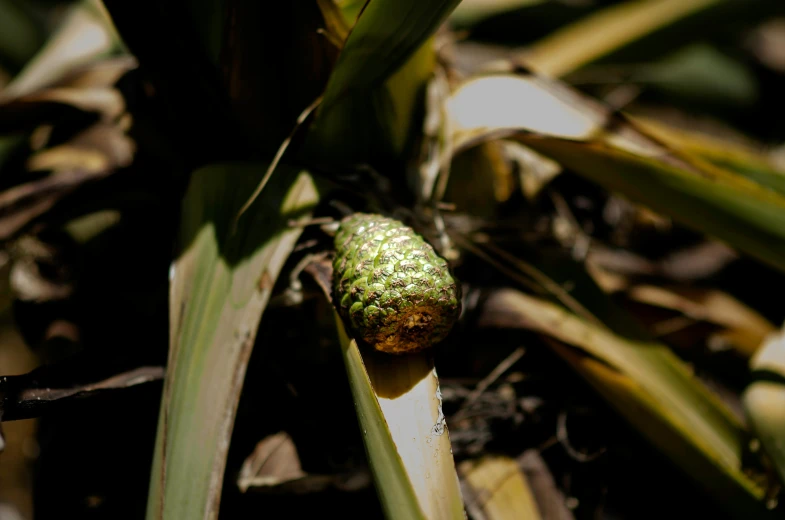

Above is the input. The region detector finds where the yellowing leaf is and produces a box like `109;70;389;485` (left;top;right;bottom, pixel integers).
460;455;541;520
479;288;775;517
523;0;722;77
443;72;785;273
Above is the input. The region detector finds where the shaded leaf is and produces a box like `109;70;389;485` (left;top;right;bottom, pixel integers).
0;56;136;134
0;54;136;241
26;121;134;173
444;142;515;217
586;240;739;282
449;0;545;27
0;168;115;241
306;0;461;166
334;0;366;26
636;44;758;107
502;141;561;201
319;0;460;107
103;1;338;162
316;0;352;49
59;209;122;245
0;0;45;72
2;0;122;100
550;341;776;517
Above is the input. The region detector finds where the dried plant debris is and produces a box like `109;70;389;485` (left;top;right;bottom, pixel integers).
237;432;370;495
0;362;164;423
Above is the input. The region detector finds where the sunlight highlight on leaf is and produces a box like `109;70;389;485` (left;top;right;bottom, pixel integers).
306;257;465;519
443;72;785;273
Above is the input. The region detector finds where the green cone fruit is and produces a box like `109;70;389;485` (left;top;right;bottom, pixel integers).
333;213;461;354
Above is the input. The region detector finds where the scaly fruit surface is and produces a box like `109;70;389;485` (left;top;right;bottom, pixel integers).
333;213;461;354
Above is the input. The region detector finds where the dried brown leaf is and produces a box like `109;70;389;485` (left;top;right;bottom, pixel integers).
237;432;306;492
0;168;113;240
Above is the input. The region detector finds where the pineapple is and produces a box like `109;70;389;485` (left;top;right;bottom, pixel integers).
332;213;462;354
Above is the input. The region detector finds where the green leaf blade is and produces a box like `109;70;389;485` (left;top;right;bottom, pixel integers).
147;164;319;520
331;305;465;519
307;0;461;166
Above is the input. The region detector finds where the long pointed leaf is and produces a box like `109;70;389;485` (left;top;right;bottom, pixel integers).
479;288;776;518
444;72;785;273
523;0;721;77
334;317;428;520
306;0;461;165
335;317;465;519
319;0;460;110
147;164;319;520
629;115;785;192
308;258;464;519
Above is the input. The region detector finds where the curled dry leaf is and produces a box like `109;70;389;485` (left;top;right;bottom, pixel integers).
39;55;137;92
27;122;135;174
0;168;115;240
237;431;372;495
237;432;307;492
0;364;164;422
14;87;126;122
0;56;136;241
0;56;137;134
